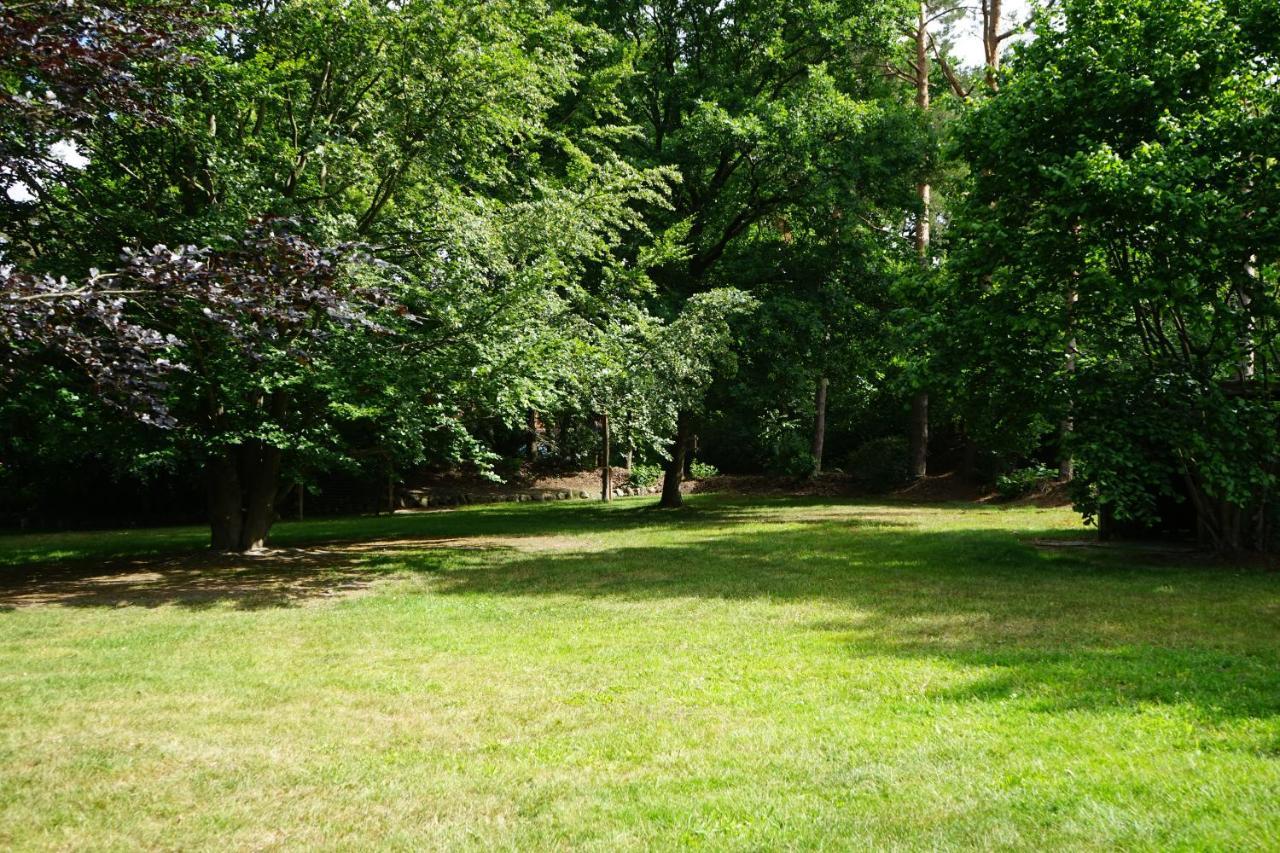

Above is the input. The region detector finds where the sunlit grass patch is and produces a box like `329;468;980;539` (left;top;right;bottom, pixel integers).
0;496;1276;849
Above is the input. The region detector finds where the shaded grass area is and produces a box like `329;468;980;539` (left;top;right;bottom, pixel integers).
0;496;1277;849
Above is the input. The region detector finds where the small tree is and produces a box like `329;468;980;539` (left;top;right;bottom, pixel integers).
648;289;755;508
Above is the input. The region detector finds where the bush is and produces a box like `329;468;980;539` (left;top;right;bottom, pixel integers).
689;460;719;480
846;437;910;491
757;410;815;477
996;465;1057;499
627;463;662;489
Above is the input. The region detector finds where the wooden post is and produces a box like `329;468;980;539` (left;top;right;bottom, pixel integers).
601;413;612;502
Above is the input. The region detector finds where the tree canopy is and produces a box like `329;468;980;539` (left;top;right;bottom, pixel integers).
2;0;1276;552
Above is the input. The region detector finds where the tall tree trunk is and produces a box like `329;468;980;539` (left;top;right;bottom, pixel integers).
207;450;243;552
600;413;612;502
1060;288;1078;481
961;430;979;480
910;2;932;480
981;0;1004;91
811;377;829;476
1240;256;1259;380
660;411;692;508
909;391;929;480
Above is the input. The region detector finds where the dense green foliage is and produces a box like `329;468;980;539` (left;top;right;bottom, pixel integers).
2;0;1277;551
946;0;1280;549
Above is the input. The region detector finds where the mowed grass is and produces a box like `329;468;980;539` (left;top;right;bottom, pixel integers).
0;496;1278;850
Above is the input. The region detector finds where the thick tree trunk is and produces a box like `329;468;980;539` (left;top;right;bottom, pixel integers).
909;391;929;480
660;411;692;508
239;441;281;552
811;377;829;476
207;392;289;553
207;450;243;552
600;413;612;502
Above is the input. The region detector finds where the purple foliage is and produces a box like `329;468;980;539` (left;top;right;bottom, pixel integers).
1;220;387;427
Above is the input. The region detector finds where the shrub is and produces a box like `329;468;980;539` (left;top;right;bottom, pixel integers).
756;409;815;477
627;463;662;489
689;460;719;480
996;465;1057;499
846;437;910;491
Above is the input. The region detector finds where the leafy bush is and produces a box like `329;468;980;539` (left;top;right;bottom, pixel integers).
627;463;663;489
846;437;910;491
996;465;1057;499
753;409;814;477
689;460;719;480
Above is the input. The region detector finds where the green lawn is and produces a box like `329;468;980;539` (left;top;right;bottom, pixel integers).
1;496;1277;850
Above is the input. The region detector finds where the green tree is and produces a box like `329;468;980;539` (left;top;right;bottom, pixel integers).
950;0;1280;550
3;0;673;549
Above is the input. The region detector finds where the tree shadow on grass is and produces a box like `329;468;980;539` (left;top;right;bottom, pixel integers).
419;520;1280;728
2;497;1277;734
0;494;853;570
0;496;900;609
0;538;505;610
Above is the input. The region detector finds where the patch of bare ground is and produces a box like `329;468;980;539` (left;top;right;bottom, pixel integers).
398;467;651;507
891;472;992;503
694;471;1002;504
690;474;857;497
1005;479;1075;508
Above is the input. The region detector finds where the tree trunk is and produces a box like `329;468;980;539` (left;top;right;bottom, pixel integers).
207;392;288;553
811;377;829;476
910;4;931;480
600;413;612;502
207;450;243;552
238;440;281;552
660;411;692;508
981;0;1004;91
1060;288;1078;481
1240;256;1258;380
909;391;929;480
526;409;539;461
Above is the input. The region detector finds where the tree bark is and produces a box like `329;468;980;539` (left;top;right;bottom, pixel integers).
909;391;929;480
207;450;243;552
910;3;931;480
981;0;1004;91
526;409;539;461
600;413;612;502
239;440;282;552
811;377;829;476
207;392;289;553
660;411;692;508
1060;288;1078;481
